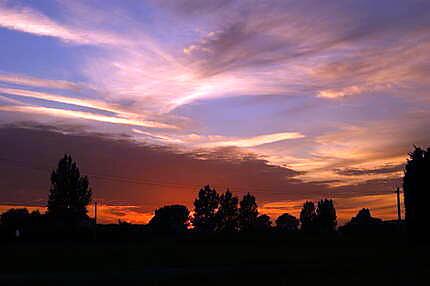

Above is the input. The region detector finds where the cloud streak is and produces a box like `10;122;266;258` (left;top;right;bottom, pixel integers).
0;2;129;46
132;129;304;148
0;86;123;114
0;72;87;91
200;132;305;148
0;105;177;129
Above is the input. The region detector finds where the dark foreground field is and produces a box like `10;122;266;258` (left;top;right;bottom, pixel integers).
0;235;428;286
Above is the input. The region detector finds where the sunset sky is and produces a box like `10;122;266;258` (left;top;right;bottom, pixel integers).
1;0;429;224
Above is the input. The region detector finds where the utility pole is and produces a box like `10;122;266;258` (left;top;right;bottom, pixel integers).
93;200;98;241
94;201;98;225
395;187;401;222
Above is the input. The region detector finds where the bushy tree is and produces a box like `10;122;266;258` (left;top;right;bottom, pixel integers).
47;154;92;223
340;208;382;235
0;208;43;237
316;199;337;233
192;185;219;232
216;190;239;232
276;213;299;232
149;205;189;233
1;208;30;228
403;146;430;236
349;208;382;225
300;201;316;233
239;193;258;231
255;214;272;231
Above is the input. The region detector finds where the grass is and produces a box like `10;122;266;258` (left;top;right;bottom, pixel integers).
0;235;427;285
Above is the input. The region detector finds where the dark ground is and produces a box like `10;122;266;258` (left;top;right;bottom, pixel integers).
0;235;427;285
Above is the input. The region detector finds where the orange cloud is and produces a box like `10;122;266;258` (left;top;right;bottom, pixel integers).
0;204;153;225
317;86;363;99
260;193;403;225
89;204;153;224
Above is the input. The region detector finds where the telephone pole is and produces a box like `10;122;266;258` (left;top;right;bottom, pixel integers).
94;201;98;224
93;200;98;241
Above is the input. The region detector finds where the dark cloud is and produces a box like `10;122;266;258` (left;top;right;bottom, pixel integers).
4;121;89;134
0;124;326;210
0;124;405;221
334;164;404;177
333;178;402;198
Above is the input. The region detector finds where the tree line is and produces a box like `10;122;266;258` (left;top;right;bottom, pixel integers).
1;146;429;240
149;185;338;234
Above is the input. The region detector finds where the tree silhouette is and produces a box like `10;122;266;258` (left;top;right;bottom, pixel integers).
47;154;92;223
216;189;239;232
149;205;189;233
276;213;299;232
403;146;430;237
255;214;272;231
349;208;382;225
192;185;219;232
238;193;258;232
316;199;337;233
1;208;30;227
340;208;382;235
300;201;316;233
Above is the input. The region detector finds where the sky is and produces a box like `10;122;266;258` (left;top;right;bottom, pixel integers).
0;0;429;224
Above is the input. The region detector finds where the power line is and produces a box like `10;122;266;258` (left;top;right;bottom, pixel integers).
0;156;398;200
0;156;293;195
0;156;403;222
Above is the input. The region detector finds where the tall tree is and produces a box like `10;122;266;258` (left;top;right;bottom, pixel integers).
216;189;239;232
403;146;430;237
192;185;219;232
149;205;189;233
238;193;258;232
316;199;337;233
47;154;92;223
276;213;299;232
300;201;316;233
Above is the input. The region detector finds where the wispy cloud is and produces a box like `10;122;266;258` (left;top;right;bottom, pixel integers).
0;2;129;46
199;132;305;148
317;86;364;99
0;72;86;91
0;85;179;129
0;86;122;114
334;164;404;177
0;105;177;129
132;129;304;148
